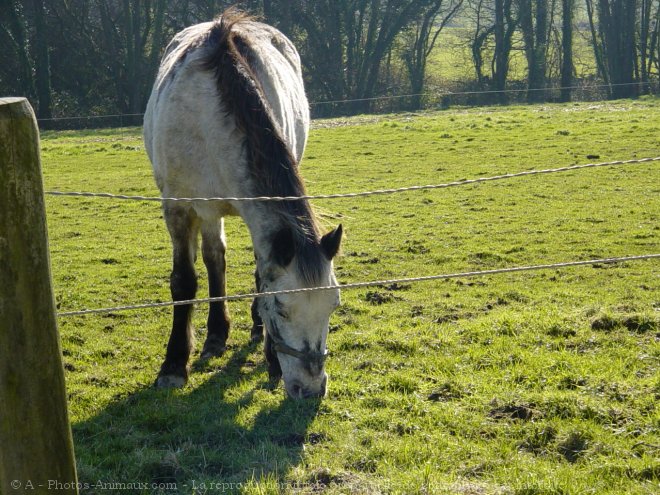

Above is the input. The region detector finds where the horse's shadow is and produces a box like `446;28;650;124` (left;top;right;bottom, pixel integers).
73;338;322;492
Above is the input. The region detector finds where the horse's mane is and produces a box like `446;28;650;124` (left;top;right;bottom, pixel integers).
202;8;324;284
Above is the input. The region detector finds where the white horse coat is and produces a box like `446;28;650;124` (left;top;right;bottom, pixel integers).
144;20;309;222
143;11;341;399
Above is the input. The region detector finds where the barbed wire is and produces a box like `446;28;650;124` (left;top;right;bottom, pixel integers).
44;156;660;204
35;81;654;123
57;254;659;317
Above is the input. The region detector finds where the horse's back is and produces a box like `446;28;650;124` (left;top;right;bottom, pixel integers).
144;15;309;211
232;21;309;159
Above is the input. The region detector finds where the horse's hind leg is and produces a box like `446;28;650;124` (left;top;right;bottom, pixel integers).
156;206;199;388
200;219;230;359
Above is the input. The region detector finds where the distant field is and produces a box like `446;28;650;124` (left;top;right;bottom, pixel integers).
425;26;598;87
43;97;659;494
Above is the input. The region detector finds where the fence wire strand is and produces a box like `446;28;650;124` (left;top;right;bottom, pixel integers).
310;82;656;106
36;81;654;122
56;254;659;317
44;156;660;203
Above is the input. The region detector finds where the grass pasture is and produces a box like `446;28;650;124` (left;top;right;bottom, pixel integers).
42;98;660;494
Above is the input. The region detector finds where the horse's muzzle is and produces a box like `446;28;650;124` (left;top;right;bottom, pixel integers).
286;373;328;400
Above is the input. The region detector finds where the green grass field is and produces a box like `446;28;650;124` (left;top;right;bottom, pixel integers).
42;97;659;494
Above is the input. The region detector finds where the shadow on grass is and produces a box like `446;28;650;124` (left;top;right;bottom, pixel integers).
72;339;322;493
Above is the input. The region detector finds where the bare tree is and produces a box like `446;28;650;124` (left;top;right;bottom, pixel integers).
519;0;550;102
493;0;517;102
466;0;493;87
465;0;517;102
586;0;639;99
585;0;609;87
559;0;574;101
402;0;464;109
290;0;445;113
32;0;52;119
0;0;36;100
639;0;660;93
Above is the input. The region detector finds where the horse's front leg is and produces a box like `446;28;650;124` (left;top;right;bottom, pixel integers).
200;219;230;359
264;330;282;381
250;269;264;343
251;268;281;380
156;207;199;388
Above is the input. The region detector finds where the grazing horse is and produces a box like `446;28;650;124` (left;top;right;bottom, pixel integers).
143;10;342;399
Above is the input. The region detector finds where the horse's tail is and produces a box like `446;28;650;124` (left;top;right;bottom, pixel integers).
203;9;322;282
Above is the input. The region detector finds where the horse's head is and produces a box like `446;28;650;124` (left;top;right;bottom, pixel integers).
258;224;342;399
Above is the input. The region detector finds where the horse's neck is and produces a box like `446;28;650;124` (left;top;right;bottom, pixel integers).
236;200;318;281
236;202;283;264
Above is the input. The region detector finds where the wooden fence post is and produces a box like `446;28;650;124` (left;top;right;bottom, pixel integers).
0;98;78;494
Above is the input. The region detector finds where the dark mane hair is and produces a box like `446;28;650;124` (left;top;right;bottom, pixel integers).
202;9;325;284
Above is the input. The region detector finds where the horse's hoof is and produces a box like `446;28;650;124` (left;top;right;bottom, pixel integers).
200;347;226;360
200;337;227;360
155;374;187;389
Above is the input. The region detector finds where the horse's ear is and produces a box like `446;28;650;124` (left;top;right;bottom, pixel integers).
321;224;343;260
271;227;295;267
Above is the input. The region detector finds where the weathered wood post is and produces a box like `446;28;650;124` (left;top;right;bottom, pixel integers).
0;98;78;494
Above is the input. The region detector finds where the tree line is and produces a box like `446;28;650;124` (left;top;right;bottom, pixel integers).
0;0;658;123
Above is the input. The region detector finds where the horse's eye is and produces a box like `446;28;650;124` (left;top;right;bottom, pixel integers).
277;310;288;320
